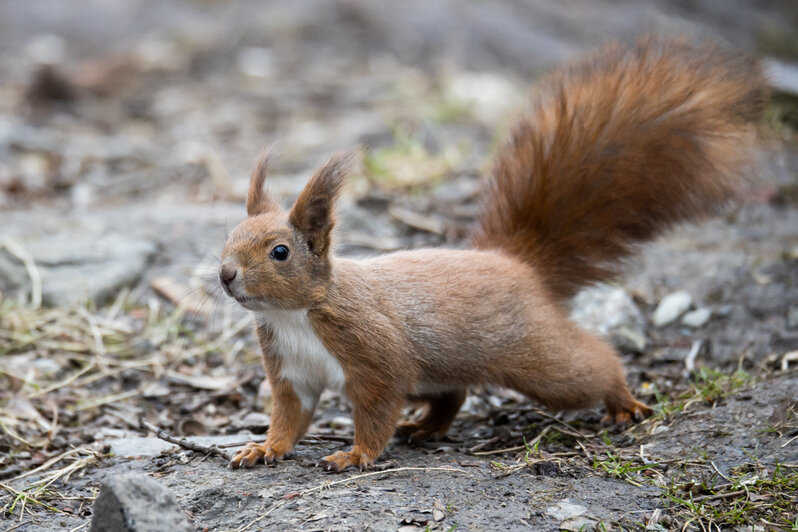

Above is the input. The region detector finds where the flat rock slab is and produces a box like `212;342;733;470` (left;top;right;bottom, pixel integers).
89;473;193;532
108;434;255;458
0;234;156;306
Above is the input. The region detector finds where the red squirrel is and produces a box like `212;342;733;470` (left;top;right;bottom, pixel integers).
219;38;766;472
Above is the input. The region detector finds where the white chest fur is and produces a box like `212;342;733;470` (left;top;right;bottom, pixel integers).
254;309;346;410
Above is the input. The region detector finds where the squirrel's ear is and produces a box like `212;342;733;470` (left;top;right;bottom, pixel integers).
246;150;279;216
289;150;355;256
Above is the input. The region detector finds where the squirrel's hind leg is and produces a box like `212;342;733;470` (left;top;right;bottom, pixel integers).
396;389;467;444
602;390;653;425
592;340;653;425
504;330;653;425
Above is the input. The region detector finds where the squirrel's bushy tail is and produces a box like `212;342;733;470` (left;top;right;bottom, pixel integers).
472;37;767;302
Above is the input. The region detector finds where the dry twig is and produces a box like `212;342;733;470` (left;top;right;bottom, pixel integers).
139;419;230;460
217;433;354;449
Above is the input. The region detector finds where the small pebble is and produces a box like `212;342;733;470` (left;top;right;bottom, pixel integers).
331;416;353;427
236;47;276;78
652;291;692;327
681;307;711;328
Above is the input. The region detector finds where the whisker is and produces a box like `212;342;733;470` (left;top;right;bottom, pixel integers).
203;248;223;264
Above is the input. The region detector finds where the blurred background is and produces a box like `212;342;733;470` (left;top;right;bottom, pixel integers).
0;0;796;309
0;2;797;530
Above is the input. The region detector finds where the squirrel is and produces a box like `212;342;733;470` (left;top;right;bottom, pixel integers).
219;37;766;472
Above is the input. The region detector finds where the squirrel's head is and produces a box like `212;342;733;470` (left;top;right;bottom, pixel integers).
219;150;353;311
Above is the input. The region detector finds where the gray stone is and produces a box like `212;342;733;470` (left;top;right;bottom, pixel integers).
571;285;647;351
560;516;599;532
652;291;692;327
651;425;670;435
108;434;255;458
681;307;712;328
611;326;648;353
108;437;175;458
89;473;193;532
0;234;156;307
546;501;587;521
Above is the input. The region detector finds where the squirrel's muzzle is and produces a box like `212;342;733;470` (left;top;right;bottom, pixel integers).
219;263;237;295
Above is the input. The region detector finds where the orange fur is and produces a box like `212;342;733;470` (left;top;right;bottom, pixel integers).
473;37;766;301
224;38;766;472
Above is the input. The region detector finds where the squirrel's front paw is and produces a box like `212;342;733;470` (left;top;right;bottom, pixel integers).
317;450;374;473
229;442;285;469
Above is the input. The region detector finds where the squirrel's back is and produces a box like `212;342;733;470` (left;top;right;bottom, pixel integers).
472;37;767;301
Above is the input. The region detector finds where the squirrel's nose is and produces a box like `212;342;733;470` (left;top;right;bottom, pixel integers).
219;264;237;286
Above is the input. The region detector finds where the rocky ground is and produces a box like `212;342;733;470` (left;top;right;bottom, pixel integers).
0;1;797;531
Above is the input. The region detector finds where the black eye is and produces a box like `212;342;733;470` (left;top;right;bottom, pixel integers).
270;245;290;261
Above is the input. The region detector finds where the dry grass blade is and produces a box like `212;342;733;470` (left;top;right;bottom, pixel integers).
2;520;34;532
8;448;88;483
531;408;593;438
34;459;100;495
0;481;64;514
1;237;42;308
0;421;34;449
1;439;103;520
301;466;467;496
389;207;447;234
75;390;141;411
690;489;749;502
218;433;354;449
0;293;257;520
28;361;96;399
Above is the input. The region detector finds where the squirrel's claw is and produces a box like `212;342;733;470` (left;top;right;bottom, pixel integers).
317;450;373;473
601;400;654;426
229;442;282;469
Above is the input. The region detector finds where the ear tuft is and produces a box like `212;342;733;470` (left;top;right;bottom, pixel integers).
289;149;357;256
246;149;279;216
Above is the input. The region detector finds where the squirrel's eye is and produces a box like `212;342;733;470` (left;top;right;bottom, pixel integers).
270;245;290;261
